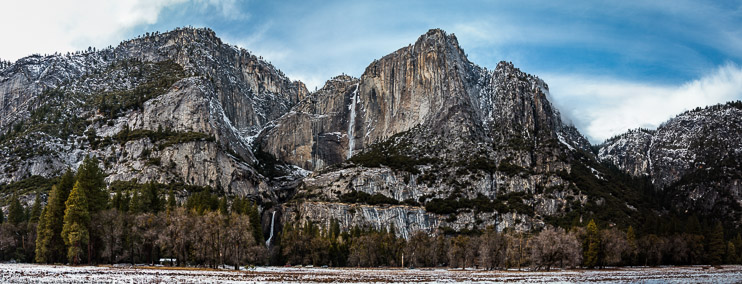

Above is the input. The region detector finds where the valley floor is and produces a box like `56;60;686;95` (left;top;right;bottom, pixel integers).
1;263;741;283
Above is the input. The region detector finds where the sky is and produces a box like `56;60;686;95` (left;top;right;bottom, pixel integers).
1;0;741;143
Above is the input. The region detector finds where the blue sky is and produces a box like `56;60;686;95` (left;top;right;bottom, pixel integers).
2;0;741;143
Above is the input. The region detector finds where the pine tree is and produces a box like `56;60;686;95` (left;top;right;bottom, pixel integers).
62;181;90;265
247;201;264;243
219;197;228;215
75;156;107;212
141;182;162;213
7;196;24;225
585;219;600;268
626;225;637;265
35;171;74;264
167;189;177;212
733;233;742;263
29;194;42;223
130;190;142;214
707;222;725;265
111;191;125;212
35;207;49;262
726;241;738;264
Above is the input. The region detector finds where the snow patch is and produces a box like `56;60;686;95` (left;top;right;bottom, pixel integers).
557;132;575;151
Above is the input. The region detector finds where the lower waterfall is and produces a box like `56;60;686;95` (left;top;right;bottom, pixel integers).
265;211;276;247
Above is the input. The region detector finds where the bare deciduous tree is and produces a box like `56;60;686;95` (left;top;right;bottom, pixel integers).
530;227;582;270
478;227;506;270
601;228;628;266
405;231;435;267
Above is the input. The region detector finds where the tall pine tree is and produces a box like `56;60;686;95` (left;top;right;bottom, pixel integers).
626;225;638;265
7;196;24;225
76;157;108;264
75;156;107;212
707;222;725;265
35;169;75;263
585;219;600;268
247;200;264;244
62;181;90;265
29;194;42;223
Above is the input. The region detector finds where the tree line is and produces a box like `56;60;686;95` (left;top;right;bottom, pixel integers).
275;218;736;270
0;157;741;269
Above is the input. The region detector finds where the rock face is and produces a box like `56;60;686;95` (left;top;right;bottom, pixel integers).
599;103;742;222
598;129;654;177
260;29;589;172
0;27;307;198
258;75;359;170
271;29;634;237
4;27;737;238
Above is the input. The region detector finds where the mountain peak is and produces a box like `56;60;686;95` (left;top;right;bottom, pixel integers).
414;28;463;53
119;26;223;49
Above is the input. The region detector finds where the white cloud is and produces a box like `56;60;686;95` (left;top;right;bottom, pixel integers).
0;0;186;61
544;63;742;143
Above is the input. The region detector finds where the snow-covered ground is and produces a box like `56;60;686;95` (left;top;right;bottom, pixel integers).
1;263;741;283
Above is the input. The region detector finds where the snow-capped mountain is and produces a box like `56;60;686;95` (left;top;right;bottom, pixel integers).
599;102;742;222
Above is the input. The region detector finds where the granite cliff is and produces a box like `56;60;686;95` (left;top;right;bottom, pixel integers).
1;27;737;238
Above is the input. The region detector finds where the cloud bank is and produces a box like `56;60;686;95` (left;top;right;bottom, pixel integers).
544;63;742;143
0;0;243;62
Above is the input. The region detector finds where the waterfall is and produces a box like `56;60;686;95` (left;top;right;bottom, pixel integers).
347;83;359;159
265;211;276;247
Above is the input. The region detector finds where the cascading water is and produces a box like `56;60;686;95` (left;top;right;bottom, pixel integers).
265;211;276;247
347;83;359;159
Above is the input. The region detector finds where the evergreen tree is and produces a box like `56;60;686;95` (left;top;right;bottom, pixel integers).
726;241;738;264
707;222;725;265
62;181;90;265
219;197;228;215
59;169;76;195
247;201;264;243
626;225;638;265
111;190;130;212
29;194;42;223
75;156;107;212
24;204;31;222
686;215;702;235
585;219;600;268
35;175;74;263
140;182;162;213
35;207;49;262
130;190;142;214
167;189;176;212
734;233;742;263
7;196;24;225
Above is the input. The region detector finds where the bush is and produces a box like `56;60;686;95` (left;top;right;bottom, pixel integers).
340;190;398;205
348;131;438;174
91;60;186;118
424;193;533;216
